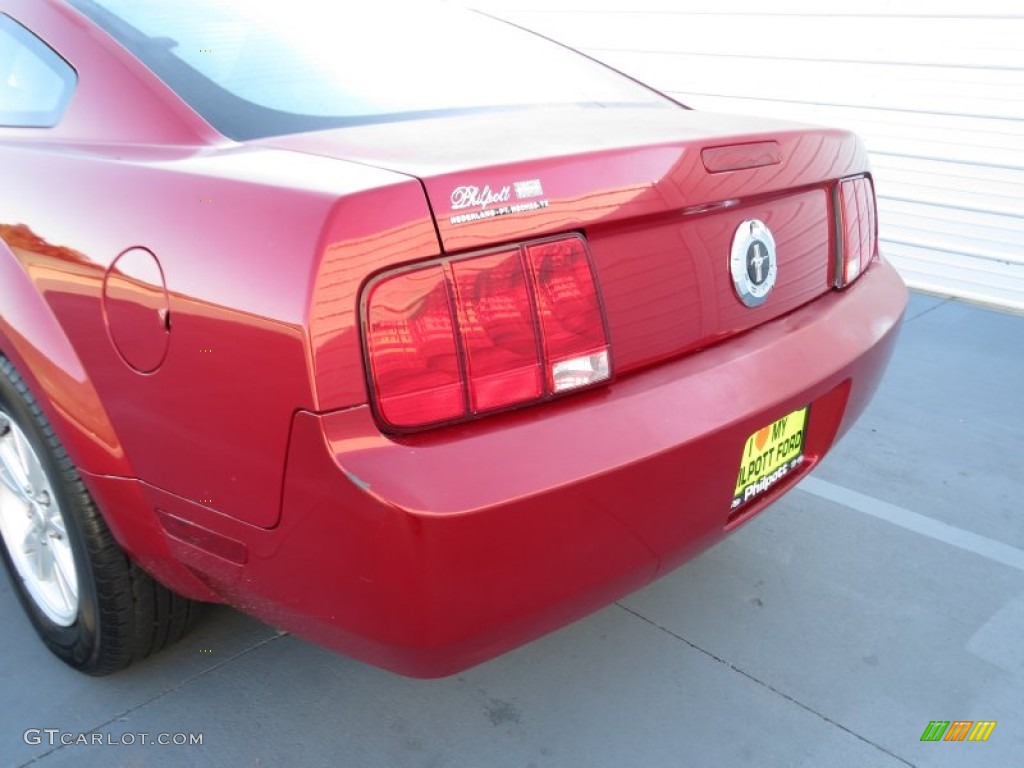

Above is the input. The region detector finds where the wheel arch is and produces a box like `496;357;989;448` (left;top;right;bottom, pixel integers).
0;240;130;479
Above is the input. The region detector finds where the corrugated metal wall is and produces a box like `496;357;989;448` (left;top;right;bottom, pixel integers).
459;1;1024;311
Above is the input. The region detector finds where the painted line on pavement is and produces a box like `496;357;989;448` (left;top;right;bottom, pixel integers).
799;476;1024;573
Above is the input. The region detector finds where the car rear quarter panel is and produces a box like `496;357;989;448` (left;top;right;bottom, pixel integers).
0;137;442;534
4;0;443;538
1;6;447;578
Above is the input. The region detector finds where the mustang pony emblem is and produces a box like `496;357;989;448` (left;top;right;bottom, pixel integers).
730;219;778;308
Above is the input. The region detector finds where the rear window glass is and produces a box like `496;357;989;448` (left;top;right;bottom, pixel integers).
0;14;76;128
68;0;673;141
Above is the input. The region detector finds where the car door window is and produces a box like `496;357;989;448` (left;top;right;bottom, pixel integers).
0;15;76;128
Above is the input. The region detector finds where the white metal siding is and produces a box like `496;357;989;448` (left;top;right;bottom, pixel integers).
459;1;1024;311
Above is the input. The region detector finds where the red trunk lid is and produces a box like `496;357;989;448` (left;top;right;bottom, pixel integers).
262;106;869;377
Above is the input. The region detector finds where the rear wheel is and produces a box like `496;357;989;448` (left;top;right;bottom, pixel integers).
0;357;200;675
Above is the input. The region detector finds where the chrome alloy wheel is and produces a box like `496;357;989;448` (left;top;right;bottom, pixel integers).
0;410;78;626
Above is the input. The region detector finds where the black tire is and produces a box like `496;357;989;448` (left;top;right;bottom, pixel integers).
0;356;200;675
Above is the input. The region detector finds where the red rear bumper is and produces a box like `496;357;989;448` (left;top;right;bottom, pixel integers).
173;260;907;676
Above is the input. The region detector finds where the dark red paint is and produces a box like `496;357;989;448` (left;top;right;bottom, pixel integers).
1;0;907;675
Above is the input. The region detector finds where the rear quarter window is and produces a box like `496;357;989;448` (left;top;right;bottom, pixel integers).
0;14;76;128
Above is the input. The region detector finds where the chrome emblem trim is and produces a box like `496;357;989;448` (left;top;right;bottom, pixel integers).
730;219;778;307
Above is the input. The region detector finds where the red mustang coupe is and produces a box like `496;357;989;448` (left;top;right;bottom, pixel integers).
0;0;907;676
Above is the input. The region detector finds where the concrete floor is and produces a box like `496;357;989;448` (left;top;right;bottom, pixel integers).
2;292;1021;768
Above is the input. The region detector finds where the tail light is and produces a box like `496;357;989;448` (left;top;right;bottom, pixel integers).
835;175;878;288
364;234;611;431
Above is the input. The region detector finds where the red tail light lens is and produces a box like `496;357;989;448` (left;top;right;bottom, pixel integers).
836;175;878;287
363;235;611;431
364;265;465;427
451;250;543;412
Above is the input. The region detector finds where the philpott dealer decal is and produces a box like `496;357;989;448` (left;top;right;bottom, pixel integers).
449;179;549;225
